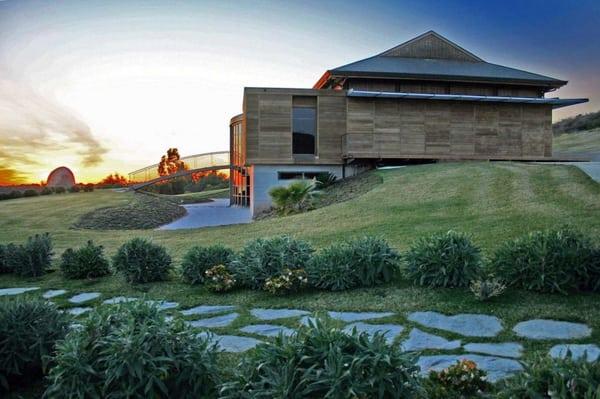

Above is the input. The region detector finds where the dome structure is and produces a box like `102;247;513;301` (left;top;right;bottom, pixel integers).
47;166;76;188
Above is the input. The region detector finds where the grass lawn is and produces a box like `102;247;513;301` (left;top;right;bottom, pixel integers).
553;128;600;154
1;161;600;376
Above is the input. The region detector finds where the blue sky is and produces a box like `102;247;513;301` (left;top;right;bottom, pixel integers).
0;0;598;183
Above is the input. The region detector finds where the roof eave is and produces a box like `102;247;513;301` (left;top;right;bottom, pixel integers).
313;70;332;89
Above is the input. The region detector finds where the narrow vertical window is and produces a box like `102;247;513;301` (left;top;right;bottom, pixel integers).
292;96;317;155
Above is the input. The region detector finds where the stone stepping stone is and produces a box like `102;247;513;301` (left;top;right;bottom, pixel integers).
188;313;239;328
417;354;523;382
343;322;404;344
401;328;461;352
328;311;395;323
408;311;503;337
67;307;93;316
240;324;296;337
68;292;101;304
103;296;138;305
513;319;592;340
251;308;309;321
147;300;179;310
549;344;600;362
463;343;523;359
181;305;236;316
0;287;40;296
43;289;67;299
198;332;263;353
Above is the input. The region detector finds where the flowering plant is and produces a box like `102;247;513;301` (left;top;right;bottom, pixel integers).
425;359;491;398
263;268;308;295
204;264;236;292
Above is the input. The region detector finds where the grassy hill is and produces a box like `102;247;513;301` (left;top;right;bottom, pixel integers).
553;128;600;154
1;162;599;258
553;109;600;135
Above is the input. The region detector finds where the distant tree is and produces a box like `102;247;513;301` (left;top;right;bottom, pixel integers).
97;173;129;187
158;148;187;176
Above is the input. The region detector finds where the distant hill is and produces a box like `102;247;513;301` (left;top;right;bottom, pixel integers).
553;110;600;135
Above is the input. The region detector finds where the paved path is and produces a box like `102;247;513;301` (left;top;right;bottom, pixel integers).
158;198;251;230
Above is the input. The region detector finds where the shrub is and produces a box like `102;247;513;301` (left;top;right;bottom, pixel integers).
403;231;482;288
490;228;596;294
83;183;94;192
220;319;424;398
233;236;314;289
112;238;172;283
0;245;9;274
307;243;359;291
12;233;53;277
181;244;234;285
53;186;66;194
204;264;236;292
44;301;221;398
40;187;53;195
60;241;111;279
315;172;337;189
424;359;492;398
23;189;39;197
68;185;81;193
470;278;506;302
0;300;70;390
268;181;315;215
496;355;600;399
264;268;308;295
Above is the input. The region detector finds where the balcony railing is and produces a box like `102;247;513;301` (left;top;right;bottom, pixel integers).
128;151;230;182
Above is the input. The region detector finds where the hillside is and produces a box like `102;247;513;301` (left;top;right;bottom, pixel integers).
553;128;600;159
0;162;599;257
553;109;600;135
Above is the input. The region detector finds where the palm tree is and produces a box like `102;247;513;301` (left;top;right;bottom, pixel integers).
269;181;315;214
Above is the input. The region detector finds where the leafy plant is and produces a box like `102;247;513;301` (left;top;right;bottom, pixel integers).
315;172;337;189
219;318;424;398
44;300;221;398
470;278;506;302
181;244;234;285
490;227;596;294
204;264;236;292
496;355;600;399
12;233;53;277
424;359;492;398
263;268;308;295
60;240;111;279
0;300;70;391
233;236;314;289
40;187;53;195
112;238;172;283
0;245;9;274
53;186;66;194
307;243;359;291
403;231;482;288
23;189;39;197
268;181;315;215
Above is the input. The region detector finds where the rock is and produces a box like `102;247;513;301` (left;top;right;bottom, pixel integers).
0;287;40;296
146;300;179;310
549;344;600;362
43;289;67;299
401;328;461;351
68;292;101;304
343;322;404;344
187;313;239;328
408;311;503;337
463;343;523;358
513;319;592;340
417;354;523;382
251;308;309;320
103;296;138;305
181;305;235;316
67;307;93;316
198;332;263;353
327;311;395;323
240;324;296;337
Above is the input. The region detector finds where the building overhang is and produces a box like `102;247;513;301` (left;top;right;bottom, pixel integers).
347;89;588;109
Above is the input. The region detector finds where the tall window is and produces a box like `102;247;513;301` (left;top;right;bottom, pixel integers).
292;96;317;155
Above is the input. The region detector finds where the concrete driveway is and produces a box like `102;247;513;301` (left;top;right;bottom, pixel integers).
158;198;251;230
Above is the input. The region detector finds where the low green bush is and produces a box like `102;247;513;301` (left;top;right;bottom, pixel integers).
307;243;359;291
205;264;237;292
45;301;221;398
423;359;492;398
496;355;600;399
0;245;9;274
68;185;81;193
23;189;39;197
263;268;308;295
60;240;111;279
490;227;596;294
112;238;172;283
403;231;482;288
233;236;314;289
0;300;70;391
181;244;234;285
268;181;315;215
40;187;53;195
220;319;423;398
53;186;66;194
11;233;53;277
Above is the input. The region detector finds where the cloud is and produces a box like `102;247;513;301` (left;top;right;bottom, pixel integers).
0;77;108;181
0;167;28;185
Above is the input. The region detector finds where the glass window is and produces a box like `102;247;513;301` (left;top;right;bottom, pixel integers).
292;106;316;155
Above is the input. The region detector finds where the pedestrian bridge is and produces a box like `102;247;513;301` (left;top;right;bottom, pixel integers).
128;151;229;191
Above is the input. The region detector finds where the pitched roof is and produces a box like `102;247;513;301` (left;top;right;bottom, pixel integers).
314;31;566;88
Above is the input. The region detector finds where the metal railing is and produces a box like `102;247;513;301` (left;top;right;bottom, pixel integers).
128;151;230;182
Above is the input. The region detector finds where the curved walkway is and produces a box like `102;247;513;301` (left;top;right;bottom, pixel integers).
157;198;251;230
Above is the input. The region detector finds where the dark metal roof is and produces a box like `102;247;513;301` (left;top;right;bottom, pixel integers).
331;56;567;87
347;89;588;109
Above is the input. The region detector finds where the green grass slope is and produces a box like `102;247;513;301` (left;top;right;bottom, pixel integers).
553;128;600;154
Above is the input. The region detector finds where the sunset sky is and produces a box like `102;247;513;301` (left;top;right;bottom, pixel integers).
1;0;599;184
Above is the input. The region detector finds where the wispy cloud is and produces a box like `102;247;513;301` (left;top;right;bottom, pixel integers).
0;77;108;183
